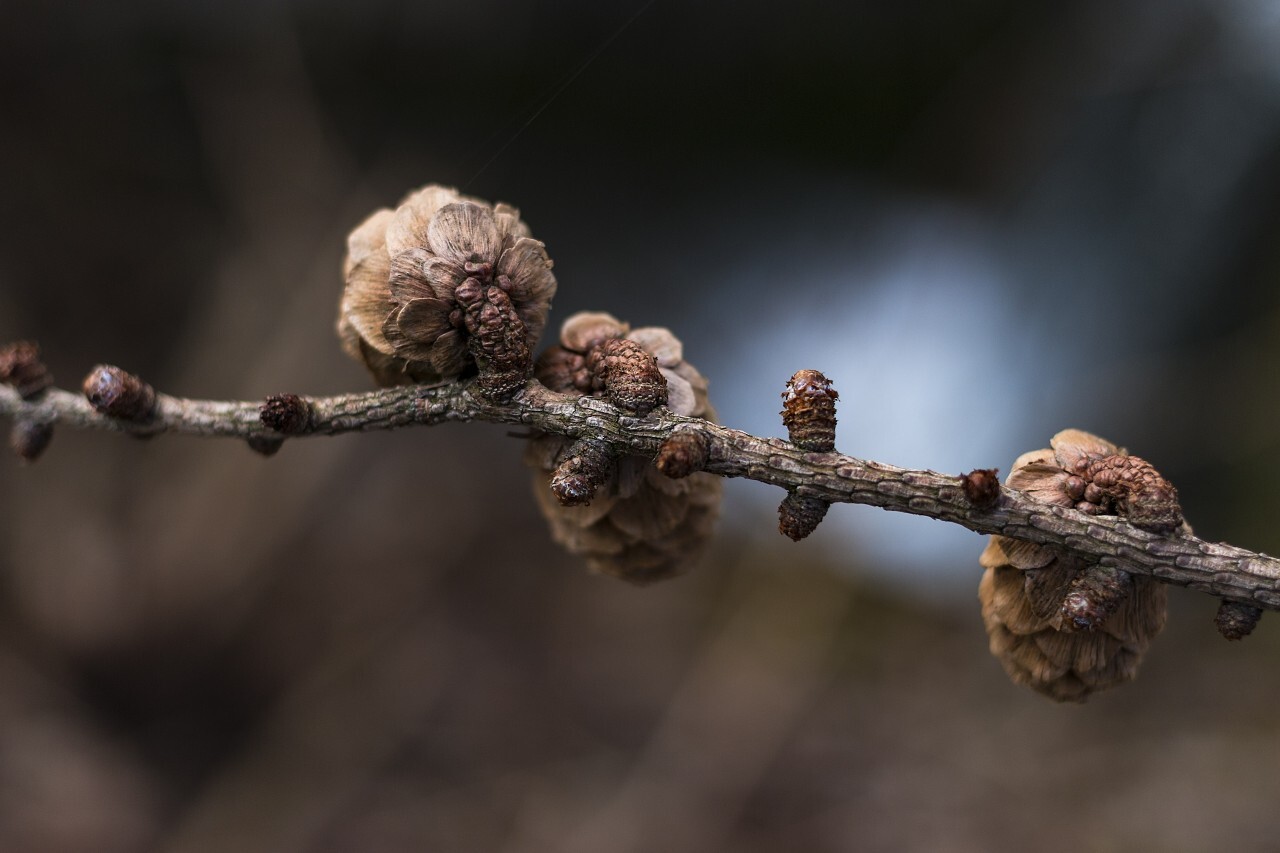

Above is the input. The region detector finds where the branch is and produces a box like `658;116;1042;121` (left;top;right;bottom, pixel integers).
4;362;1279;613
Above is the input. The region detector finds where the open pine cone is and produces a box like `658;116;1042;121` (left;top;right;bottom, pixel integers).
979;429;1180;702
526;312;722;584
338;185;556;386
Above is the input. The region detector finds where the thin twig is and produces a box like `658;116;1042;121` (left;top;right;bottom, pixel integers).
4;376;1279;611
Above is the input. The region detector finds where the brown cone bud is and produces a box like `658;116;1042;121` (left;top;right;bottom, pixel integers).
246;434;285;457
1083;453;1182;534
458;280;531;400
260;394;313;435
960;468;1000;509
778;491;830;541
1215;600;1263;641
586;338;667;415
82;365;156;422
10;419;53;462
1060;564;1133;632
0;341;53;399
781;369;837;452
550;438;616;506
656;430;710;479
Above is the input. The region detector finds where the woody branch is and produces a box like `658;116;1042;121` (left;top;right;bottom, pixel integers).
4;361;1279;613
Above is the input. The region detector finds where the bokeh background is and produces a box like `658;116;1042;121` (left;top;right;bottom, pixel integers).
4;1;1280;850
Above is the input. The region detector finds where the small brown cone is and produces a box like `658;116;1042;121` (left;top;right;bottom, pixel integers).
337;185;556;387
979;429;1177;701
526;313;721;584
780;369;837;452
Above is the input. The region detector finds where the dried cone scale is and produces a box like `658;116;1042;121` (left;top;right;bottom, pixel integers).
337;185;556;387
527;312;722;584
978;429;1181;702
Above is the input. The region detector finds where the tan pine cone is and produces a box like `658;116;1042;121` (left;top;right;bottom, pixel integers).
978;429;1178;702
526;312;721;584
337;185;556;386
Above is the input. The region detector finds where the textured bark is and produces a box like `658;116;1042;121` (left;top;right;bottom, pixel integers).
4;375;1280;610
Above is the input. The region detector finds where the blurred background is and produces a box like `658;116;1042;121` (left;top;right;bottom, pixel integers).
4;0;1280;850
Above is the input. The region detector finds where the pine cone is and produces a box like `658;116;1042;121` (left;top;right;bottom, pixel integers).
1003;428;1182;532
978;429;1178;701
337;185;556;386
526;312;721;584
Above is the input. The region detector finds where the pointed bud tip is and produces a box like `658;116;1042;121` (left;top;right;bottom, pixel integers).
10;419;53;462
82;365;156;421
778;491;830;541
260;394;313;435
960;468;1001;509
1215;600;1262;641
